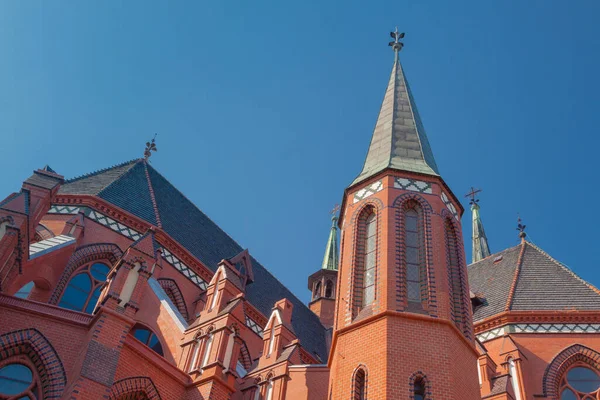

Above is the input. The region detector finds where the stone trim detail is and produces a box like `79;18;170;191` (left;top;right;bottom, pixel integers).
409;371;432;400
245;315;264;337
477;324;600;342
88;210;142;241
394;178;433;194
109;376;162;400
157;278;189;321
440;192;458;220
541;344;600;398
393;193;437;317
353;180;383;204
0;328;67;399
48;205;80;214
49;243;123;305
160;248;208;290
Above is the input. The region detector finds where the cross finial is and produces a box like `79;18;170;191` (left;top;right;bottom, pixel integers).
465;187;482;205
330;204;340;225
144;134;158;161
517;215;527;240
388;27;405;59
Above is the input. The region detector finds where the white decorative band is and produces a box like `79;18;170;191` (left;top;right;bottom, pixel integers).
353;180;383;203
88;210;142;241
161;248;208;291
245;315;264;337
48;205;80;214
477;323;600;342
440;192;458;220
394;178;432;194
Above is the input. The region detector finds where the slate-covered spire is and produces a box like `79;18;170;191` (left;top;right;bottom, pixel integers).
471;201;491;263
321;215;339;270
351;32;439;187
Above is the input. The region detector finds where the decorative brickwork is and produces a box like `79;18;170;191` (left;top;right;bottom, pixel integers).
157;278;189;321
408;371;432;400
109;376;162;400
541;344;600;398
393;193;437;316
49;243;123;305
0;328;67;399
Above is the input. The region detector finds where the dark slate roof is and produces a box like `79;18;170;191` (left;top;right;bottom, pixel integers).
468;241;600;322
59;160;329;360
351;56;439;187
25;170;63;190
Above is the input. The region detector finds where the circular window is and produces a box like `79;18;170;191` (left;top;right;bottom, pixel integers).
0;363;33;395
567;367;600;393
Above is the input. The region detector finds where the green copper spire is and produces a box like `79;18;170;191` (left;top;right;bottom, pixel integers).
468;189;491;263
321;215;339;270
351;31;439;187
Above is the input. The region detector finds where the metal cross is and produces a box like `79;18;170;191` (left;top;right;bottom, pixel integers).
144;134;158;160
465;187;482;205
388;27;405;55
331;204;340;215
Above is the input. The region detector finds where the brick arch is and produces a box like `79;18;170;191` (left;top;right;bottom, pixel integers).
351;364;368;400
109;376;161;400
394;193;437;316
49;243;123;304
238;340;252;370
442;213;471;339
0;215;15;226
0;328;67;399
542;344;600;398
158;278;189;321
409;371;432;400
349;200;384;321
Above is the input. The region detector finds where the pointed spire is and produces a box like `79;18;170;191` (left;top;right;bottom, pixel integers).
351;31;439;187
321;210;339;270
466;188;491;263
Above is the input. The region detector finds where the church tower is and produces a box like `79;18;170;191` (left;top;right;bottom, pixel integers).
328;31;480;399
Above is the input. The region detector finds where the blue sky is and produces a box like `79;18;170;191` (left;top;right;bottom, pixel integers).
1;1;599;304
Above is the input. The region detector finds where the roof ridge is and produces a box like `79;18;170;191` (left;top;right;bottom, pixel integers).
142;161;162;228
64;159;141;184
526;240;600;297
504;242;526;311
96;160;145;199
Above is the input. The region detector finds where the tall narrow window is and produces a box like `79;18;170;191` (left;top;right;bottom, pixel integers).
325;280;334;298
362;213;376;307
201;334;213;368
353;368;366;400
414;377;426;400
405;208;423;303
265;380;274;400
445;219;465;329
313;281;322;299
508;358;522;400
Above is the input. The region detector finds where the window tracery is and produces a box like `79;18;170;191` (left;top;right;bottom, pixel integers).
58;262;110;313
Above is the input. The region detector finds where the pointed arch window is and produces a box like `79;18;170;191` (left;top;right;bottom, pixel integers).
405;206;425;303
0;359;42;400
313;281;322;299
353;367;367;400
414;376;426;400
559;365;600;399
59;262;109;313
325;280;334;298
445;218;466;329
130;324;164;356
363;213;377;307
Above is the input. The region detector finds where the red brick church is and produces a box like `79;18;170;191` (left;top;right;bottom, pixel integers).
1;32;599;400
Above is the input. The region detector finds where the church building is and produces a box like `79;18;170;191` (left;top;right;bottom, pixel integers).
1;31;599;400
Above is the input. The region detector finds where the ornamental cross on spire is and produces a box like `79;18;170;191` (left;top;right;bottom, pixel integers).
388;27;405;57
465;187;482;205
144;134;158;161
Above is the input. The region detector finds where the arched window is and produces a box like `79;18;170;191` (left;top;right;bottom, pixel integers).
353;367;366;400
130;324;164;356
405;206;425;303
325;280;334;298
313;281;322;299
445;218;466;329
508;358;522;400
265;379;274;400
559;365;600;399
59;262;110;313
414;376;426;400
0;358;42;399
362;213;377;307
15;282;34;299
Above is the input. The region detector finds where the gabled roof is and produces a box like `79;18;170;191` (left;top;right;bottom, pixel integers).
58;159;328;359
468;241;600;322
350;56;439;187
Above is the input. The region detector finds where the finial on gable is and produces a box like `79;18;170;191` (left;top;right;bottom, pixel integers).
144;134;158;161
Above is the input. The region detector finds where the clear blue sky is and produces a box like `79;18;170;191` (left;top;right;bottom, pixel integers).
1;1;599;304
